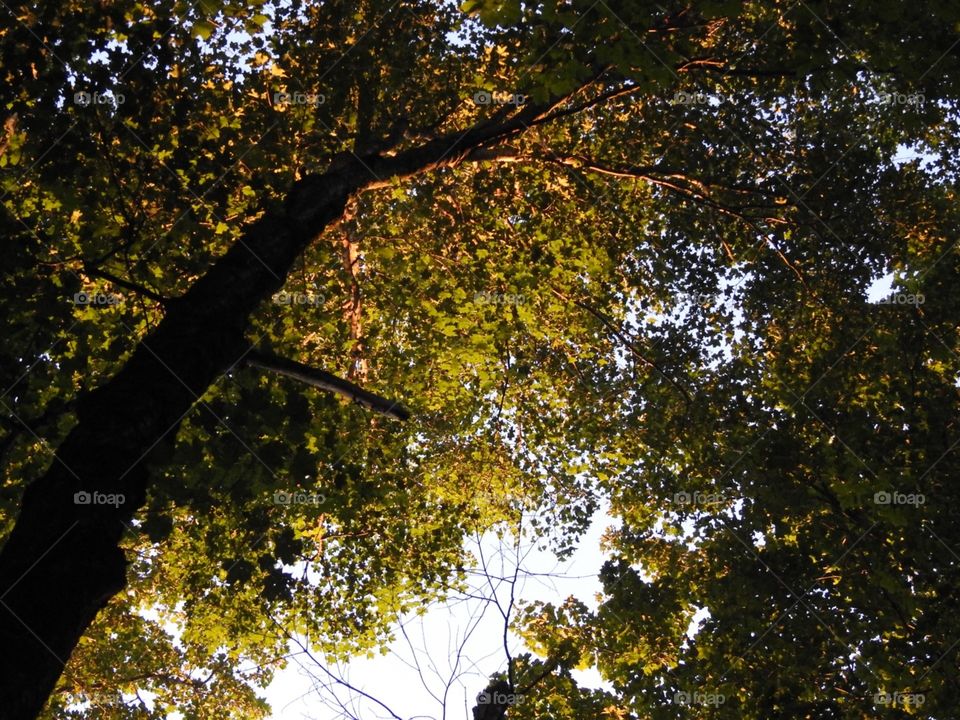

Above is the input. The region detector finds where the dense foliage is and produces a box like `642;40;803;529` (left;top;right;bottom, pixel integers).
2;0;959;717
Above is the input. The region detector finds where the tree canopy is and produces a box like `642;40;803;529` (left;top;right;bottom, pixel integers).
1;0;960;718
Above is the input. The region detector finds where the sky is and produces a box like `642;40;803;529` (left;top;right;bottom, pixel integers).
261;503;615;720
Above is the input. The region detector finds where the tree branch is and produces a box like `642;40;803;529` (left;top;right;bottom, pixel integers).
82;264;168;304
548;286;693;405
244;349;410;421
270;614;406;720
0;77;615;719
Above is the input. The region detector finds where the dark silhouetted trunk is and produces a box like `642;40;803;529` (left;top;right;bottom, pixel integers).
0;96;567;718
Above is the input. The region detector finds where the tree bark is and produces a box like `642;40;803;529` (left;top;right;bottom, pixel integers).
0;91;582;718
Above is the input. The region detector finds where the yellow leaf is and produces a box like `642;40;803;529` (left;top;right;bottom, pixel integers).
192;20;215;40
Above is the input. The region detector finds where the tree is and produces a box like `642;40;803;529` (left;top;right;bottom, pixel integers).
1;0;959;717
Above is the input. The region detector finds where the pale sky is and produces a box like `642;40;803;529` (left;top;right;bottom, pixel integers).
262;503;615;720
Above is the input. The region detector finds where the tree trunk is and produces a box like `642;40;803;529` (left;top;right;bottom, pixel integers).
0;173;354;718
0;95;572;717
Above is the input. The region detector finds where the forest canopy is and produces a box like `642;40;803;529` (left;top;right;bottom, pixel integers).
1;0;960;718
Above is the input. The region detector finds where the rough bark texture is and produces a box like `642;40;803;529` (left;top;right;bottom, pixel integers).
0;95;573;718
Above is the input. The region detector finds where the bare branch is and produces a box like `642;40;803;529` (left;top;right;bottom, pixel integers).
271;616;406;720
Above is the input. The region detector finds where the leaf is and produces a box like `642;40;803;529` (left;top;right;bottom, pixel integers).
192;19;216;40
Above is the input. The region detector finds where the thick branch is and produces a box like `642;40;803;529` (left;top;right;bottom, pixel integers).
244;350;410;421
0;77;615;719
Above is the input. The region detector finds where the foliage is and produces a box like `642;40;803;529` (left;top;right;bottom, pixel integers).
2;0;960;717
